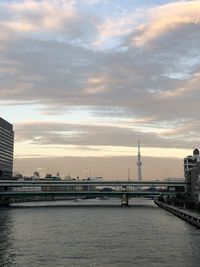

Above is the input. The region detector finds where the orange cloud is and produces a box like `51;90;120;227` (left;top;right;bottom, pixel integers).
134;1;200;46
83;76;109;94
159;72;200;99
94;16;135;47
1;0;76;33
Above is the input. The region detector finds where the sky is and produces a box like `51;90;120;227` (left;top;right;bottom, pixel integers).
1;0;200;179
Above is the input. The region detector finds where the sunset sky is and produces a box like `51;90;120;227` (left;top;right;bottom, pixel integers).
1;0;200;179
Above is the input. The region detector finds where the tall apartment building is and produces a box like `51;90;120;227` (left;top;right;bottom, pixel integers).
184;148;200;208
0;117;14;179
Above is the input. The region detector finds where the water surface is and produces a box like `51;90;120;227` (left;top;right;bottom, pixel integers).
0;199;200;267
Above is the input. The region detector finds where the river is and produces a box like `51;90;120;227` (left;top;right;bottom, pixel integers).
0;198;200;267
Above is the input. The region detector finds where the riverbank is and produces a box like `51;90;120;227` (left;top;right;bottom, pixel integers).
155;200;200;228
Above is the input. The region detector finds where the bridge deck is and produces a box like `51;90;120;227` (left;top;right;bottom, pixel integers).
0;180;185;187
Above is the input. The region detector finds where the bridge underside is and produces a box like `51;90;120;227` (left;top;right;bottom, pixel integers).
0;190;161;197
0;191;170;206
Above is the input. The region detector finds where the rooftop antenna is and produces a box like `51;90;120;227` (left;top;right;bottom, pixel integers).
137;140;142;182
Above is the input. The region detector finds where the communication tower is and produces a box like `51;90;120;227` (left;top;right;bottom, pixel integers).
137;140;142;181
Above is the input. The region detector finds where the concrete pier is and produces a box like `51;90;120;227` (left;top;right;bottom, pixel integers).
155;200;200;228
121;193;129;206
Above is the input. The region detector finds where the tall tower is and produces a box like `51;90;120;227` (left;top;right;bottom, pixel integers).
137;140;142;181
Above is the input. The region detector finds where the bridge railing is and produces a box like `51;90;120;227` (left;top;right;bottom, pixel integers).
0;180;186;187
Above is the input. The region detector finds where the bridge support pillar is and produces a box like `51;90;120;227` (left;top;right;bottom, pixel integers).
121;194;129;206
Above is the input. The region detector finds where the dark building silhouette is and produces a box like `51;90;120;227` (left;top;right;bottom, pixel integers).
184;148;200;209
0;117;14;179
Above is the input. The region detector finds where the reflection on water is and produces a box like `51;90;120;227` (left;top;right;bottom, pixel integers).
9;198;158;208
0;198;200;267
0;209;15;267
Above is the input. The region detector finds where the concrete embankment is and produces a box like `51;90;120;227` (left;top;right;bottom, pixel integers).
155;200;200;228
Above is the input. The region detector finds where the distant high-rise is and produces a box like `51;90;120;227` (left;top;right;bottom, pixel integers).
137;140;142;181
0;117;14;179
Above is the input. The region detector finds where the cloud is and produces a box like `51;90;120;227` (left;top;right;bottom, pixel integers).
0;0;98;45
14;121;194;149
1;0;200;156
133;1;200;47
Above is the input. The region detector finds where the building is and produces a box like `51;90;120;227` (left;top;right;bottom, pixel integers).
184;148;200;209
0;117;14;179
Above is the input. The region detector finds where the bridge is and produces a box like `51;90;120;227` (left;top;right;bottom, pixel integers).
0;179;185;206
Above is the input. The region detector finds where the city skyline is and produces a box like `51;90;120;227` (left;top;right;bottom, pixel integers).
0;0;200;179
